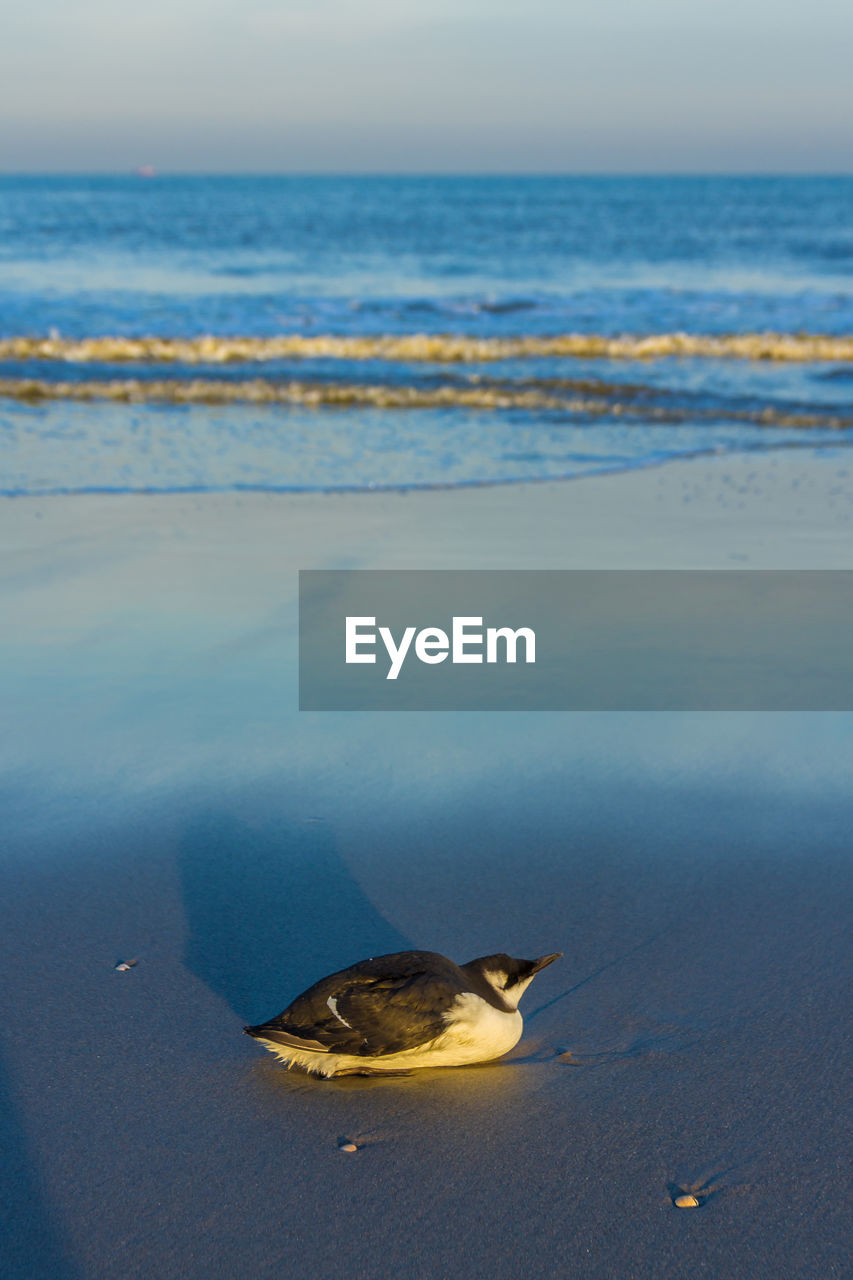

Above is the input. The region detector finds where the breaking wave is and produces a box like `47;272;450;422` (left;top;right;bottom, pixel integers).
2;332;853;364
2;375;852;431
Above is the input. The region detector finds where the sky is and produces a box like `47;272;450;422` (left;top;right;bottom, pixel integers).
1;0;851;173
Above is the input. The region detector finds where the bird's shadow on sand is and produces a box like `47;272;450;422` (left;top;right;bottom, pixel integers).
178;809;411;1023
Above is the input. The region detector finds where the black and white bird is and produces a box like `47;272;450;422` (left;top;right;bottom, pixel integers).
243;949;562;1077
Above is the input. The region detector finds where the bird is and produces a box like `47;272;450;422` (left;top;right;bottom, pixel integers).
243;948;562;1077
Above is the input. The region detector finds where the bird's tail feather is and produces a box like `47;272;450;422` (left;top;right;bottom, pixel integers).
243;1024;330;1053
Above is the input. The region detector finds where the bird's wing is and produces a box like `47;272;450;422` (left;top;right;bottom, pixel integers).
251;954;463;1057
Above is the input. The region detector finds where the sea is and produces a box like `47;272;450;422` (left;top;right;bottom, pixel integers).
1;174;852;495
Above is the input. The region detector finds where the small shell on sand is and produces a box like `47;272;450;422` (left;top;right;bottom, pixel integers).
338;1142;358;1153
675;1194;700;1208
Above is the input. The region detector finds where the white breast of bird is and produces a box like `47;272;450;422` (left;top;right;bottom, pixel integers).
438;992;524;1062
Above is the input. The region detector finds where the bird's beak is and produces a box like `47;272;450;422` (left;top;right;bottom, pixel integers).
530;952;562;975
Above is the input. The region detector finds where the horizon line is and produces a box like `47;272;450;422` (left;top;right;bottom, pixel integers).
1;169;852;179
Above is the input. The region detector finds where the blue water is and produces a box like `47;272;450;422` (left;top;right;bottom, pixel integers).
1;175;852;493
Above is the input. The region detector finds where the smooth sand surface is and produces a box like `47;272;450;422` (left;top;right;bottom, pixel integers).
1;449;851;1279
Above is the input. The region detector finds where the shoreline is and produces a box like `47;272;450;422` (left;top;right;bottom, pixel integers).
3;448;852;571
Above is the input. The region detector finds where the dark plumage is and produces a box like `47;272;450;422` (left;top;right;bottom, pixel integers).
244;948;561;1077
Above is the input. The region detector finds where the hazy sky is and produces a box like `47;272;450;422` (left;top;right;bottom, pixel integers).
2;0;851;172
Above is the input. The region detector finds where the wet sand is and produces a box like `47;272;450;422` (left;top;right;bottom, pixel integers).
0;449;851;1279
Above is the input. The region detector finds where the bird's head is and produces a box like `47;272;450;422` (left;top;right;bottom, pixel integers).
465;951;562;1010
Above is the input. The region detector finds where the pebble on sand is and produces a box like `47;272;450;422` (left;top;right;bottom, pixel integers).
338;1142;358;1153
674;1194;700;1208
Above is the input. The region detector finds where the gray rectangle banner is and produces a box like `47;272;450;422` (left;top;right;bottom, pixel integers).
298;570;853;710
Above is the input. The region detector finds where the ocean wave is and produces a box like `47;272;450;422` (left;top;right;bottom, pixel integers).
2;376;851;430
2;332;853;364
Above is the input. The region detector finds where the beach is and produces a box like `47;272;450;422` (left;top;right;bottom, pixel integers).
1;448;851;1279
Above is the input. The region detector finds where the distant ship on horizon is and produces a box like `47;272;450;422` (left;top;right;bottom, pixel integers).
134;164;156;178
